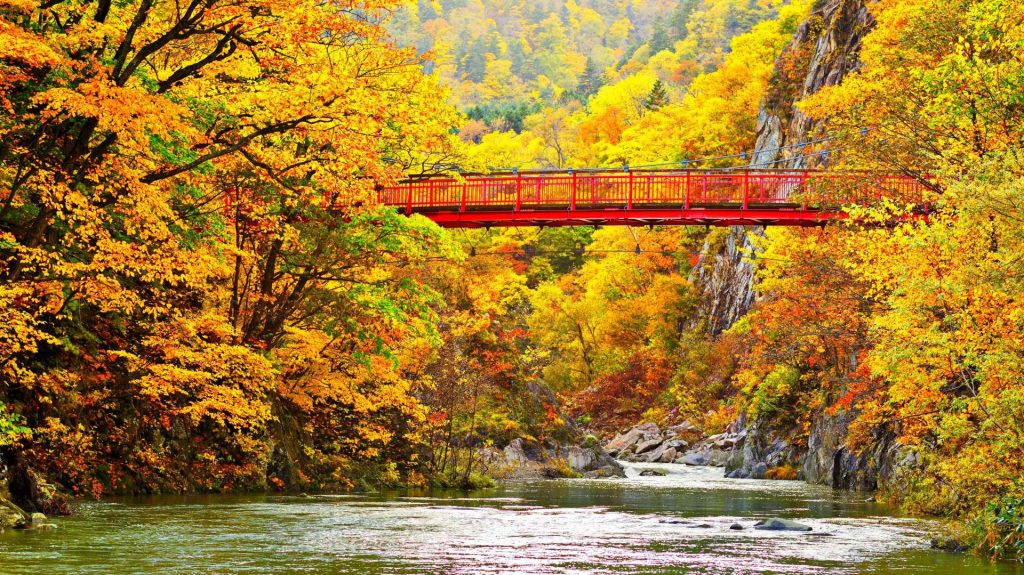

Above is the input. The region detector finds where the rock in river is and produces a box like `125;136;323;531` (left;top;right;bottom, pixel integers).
753;518;813;532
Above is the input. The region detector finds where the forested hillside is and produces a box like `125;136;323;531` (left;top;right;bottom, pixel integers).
391;0;805;169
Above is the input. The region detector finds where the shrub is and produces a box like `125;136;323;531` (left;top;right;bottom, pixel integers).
764;465;798;480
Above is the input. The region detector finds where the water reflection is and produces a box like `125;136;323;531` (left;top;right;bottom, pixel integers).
1;463;1021;574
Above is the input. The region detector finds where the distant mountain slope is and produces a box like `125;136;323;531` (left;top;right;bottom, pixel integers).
389;0;789;109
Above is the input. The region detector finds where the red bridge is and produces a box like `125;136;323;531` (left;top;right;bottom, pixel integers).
378;169;927;228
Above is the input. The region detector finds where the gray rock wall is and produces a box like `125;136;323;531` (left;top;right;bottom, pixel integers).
691;0;875;336
696;0;915;493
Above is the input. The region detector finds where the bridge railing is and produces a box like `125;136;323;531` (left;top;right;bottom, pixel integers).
379;169;927;214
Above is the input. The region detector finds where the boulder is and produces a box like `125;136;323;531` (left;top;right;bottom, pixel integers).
753;518;813;532
634;437;664;455
751;462;768;479
667;421;700;435
565;446;625;477
634;422;661;435
605;423;662;456
503;438;532;465
726;468;750;479
708;448;730;467
639;468;668;477
585;465;624;479
657;447;677;463
0;498;28;530
931;536;968;553
679;451;709;466
604;428;645;456
644;442;679;463
714;436;738;449
565;446;599;471
729;523;744;530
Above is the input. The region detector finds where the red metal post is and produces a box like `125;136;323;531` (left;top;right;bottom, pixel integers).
515;172;522;211
742;169;749;210
627;171;634;210
405;183;413;215
684;171;691;209
570;171;577;211
801;170;808;211
460;180;467;212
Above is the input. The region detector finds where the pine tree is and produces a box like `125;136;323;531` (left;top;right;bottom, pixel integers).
643;80;670;111
649;18;671;54
668;0;699;42
578;57;604;98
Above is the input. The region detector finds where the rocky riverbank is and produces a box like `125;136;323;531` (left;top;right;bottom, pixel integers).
478;437;626;480
605;416;918;492
604;422;744;471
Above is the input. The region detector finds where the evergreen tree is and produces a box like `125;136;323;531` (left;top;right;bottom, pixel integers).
578;57;604;98
668;0;699;42
643;79;669;111
649;18;671;54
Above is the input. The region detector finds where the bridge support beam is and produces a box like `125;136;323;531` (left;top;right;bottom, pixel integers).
417;208;845;228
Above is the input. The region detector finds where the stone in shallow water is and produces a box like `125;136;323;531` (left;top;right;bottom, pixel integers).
639;468;668;477
751;462;768;479
753;518;813;532
931;536;968;553
585;465;622;479
729;523;744;530
678;452;708;466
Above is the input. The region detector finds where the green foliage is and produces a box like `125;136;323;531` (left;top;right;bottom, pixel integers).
0;402;29;447
466;102;543;133
642;80;670;111
747;365;801;420
972;496;1024;562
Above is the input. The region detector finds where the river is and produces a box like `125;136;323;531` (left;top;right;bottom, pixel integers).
2;462;1021;574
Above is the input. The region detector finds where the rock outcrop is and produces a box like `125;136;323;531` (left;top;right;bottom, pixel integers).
2;450;70;517
482;437;625;479
0;497;28;530
691;0;913;494
604;422;742;469
692;0;876;337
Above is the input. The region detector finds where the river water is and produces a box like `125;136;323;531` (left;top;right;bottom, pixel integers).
2;462;1022;574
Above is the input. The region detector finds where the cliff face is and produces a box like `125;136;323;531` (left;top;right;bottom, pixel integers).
752;0;874;169
696;0;915;491
692;1;874;334
689;229;760;335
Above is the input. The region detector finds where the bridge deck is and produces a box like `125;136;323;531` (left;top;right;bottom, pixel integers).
379;169;926;228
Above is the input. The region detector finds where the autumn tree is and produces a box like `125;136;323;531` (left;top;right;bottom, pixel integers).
0;0;459;495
